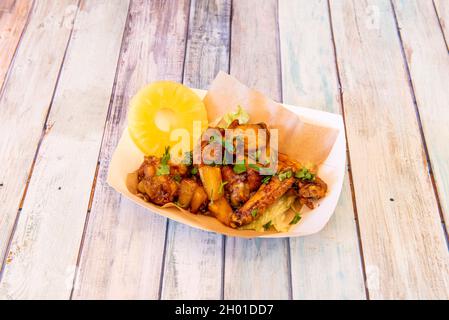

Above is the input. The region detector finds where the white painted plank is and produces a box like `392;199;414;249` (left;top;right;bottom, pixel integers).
434;0;449;50
224;0;291;299
0;0;77;269
161;0;231;300
0;0;129;299
329;0;449;299
0;0;33;90
279;0;366;299
393;0;449;235
73;0;190;299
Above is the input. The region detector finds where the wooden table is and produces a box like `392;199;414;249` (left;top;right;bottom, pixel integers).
0;0;448;300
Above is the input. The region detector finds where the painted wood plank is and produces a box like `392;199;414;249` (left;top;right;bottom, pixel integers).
0;0;33;91
393;0;449;236
72;0;190;299
278;0;366;299
160;0;231;300
434;0;449;50
223;0;291;299
0;0;77;270
0;0;129;299
329;0;449;299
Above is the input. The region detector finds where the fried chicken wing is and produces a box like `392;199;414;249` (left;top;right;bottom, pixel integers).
298;176;327;209
230;174;295;227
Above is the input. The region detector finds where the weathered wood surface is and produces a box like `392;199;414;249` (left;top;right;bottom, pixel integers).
224;0;291;300
73;0;190;299
434;0;449;50
0;0;129;299
0;0;78;271
0;0;32;91
392;0;449;235
0;0;448;300
279;0;366;299
329;0;449;299
160;0;231;300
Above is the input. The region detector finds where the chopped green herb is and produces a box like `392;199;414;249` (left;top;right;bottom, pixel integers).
156;165;169;176
161;146;170;164
278;170;292;181
233;163;247;174
223;105;250;126
218;181;228;195
182;151;193;165
289;203;302;225
191;167;198;175
289;214;301;225
261;176;271;184
173;174;181;183
251;209;258;218
248;163;260;171
295;167;315;181
263;220;272;230
156;146;171;175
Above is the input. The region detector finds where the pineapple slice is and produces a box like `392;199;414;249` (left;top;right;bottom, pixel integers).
128;81;208;157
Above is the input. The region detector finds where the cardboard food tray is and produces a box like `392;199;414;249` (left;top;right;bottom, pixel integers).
107;73;345;238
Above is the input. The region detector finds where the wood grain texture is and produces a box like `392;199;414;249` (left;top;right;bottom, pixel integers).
0;0;129;299
392;0;449;236
329;0;449;299
279;0;366;299
160;0;231;300
434;0;449;50
0;0;77;270
0;0;33;91
72;0;190;299
224;0;291;299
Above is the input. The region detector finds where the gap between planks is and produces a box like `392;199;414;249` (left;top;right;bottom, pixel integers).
156;0;193;300
68;0;132;299
0;0;35;98
326;0;369;299
390;0;449;246
433;0;449;51
0;0;82;281
274;0;294;300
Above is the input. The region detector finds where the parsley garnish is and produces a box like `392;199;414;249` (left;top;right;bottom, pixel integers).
289;214;301;225
156;165;170;176
278;170;292;181
161;146;170;163
251;209;258;218
156;146;171;176
261;176;271;184
248;163;261;171
233;163;246;174
218;181;228;195
173;174;181;183
182;151;193;165
191;167;198;175
263;221;272;230
289;203;302;225
295;167;315;181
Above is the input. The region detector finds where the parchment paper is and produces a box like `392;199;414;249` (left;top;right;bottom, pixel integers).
107;72;345;238
204;72;338;164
